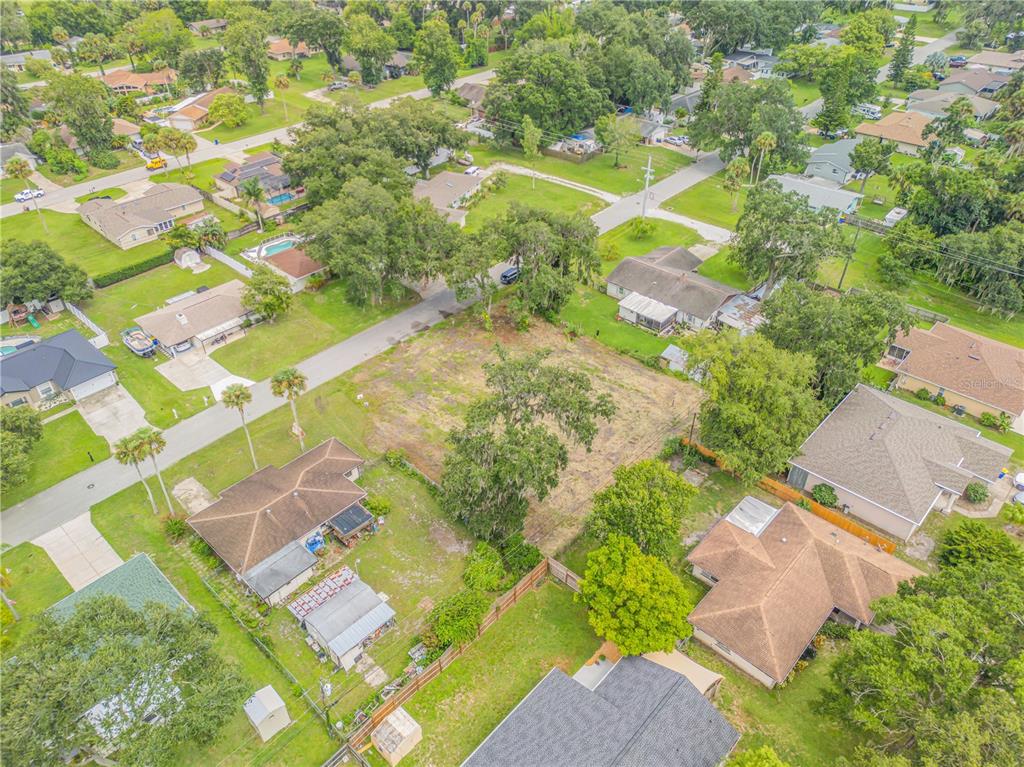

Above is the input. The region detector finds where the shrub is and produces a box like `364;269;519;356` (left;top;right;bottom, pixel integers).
190;537;214;558
93;251;175;287
797;498;812;511
817;620;853;640
426;589;491;649
499;533;543;579
629;216;655;239
939;519;1024;570
811;483;838;507
933;394;946;407
383;449;408;468
45;146;86;176
462;542;505;592
964;481;989;504
914;387;932;401
363;495;392;517
164;517;187;541
979;411;999;428
87;149;120;169
1004;503;1024;525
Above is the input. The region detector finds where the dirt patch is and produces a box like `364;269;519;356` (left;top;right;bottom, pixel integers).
904;531;935;561
349;309;703;554
172;477;217;515
429;520;471;555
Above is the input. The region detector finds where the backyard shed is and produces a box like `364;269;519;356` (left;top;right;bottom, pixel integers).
243;685;291;742
302;576;396;670
371;707;422;766
327;502;374;543
617;292;677;333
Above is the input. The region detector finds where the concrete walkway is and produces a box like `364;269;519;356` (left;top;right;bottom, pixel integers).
32;512;123;590
488;163;622;204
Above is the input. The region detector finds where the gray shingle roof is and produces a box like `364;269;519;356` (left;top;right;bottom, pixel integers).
463;656;738;767
792;385;1012;524
805;137;861;176
607;249;738;322
0;330;116;395
50;554;190;619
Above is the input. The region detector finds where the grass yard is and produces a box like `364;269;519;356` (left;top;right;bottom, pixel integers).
211;280;418;380
467;143;693;196
0;543;72;651
2;209;169;276
696;247;754;290
789;78;822;107
559;287;676;360
104;344;213;428
861;365;897;390
1;412;110;509
0;310;93;341
37;150;145;187
662;171;746;230
597;218;703;274
904;7;963;39
74;186;127;204
463;175;607;233
379;581;599;767
151;157;230;191
1;176;40;205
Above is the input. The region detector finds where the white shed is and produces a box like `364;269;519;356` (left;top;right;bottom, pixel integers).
243;685;291;742
371;707;422;766
174;247;203;270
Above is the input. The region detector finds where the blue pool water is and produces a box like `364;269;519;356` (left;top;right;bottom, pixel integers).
263;239;297;256
0;346;16;356
269;192;294;205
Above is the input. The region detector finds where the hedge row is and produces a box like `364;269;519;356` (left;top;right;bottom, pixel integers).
92;250;175;288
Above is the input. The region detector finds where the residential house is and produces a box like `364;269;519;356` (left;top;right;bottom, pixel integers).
885;322;1024;433
966;50;1024;72
112;118;142;145
0;143;38;173
0;49;52;72
721;65;753;83
788;384;1013;540
937;70;1010;97
188;18;228;35
412;170;482;226
456;82;487;118
607;246;739;332
101;67;177;95
637;117;669;144
1;330;118;408
854;111;935;155
804;137;862;184
265;247;328;293
462;655;739;767
905;90;999;121
767;174;863;215
50;553;191;619
687;498;921;688
134;279;253;355
668;86;702;119
723;48;781;78
295;568;396;669
341;51;413;80
187;439;367;604
78;183;204;249
166;86;234;131
267;38;318;60
214;151;293;198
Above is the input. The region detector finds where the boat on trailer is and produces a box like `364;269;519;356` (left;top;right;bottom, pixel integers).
121;326;158;357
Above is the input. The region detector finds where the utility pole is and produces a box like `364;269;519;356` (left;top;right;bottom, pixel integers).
837;221;862;291
640;154;654;218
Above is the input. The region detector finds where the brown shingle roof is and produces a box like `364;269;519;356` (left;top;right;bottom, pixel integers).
893;323;1024;416
135;279;247;346
268;38;312;56
102;67;177;91
855;111;935;147
688;502;921;684
266;248;324;279
188;439;366;575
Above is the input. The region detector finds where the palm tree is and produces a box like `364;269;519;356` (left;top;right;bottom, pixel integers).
222;383;258;470
114;433;159;515
274;75;291;123
271;367;308;451
136;427;174;515
4;157;47;233
752;131;777;184
288;58;303;80
239;177;266;231
723;157;749;212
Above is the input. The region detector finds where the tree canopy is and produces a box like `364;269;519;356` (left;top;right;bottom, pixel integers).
414;13;462;96
0;240;91;305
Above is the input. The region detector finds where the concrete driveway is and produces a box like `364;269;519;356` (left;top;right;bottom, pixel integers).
155;349;253;399
33;512;123;590
77;385;149;444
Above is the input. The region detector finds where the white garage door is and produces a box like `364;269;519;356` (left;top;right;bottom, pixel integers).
69;371;118;401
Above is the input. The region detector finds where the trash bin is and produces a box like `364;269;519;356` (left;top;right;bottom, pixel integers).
214;138;219;145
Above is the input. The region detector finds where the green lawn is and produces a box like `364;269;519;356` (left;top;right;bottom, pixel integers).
378;581;599;767
211;280;418;380
1;176;39;205
861;365;897;390
463;175;607;233
152;157;230;192
1;412;110;509
0;310;93;341
74;186;127;204
104;344;214;428
2;209;170;277
37;150;145;187
0;543;72;651
696;248;753;291
467;143;692;196
559;287;674;361
597;218;702;274
904;7;963;39
789;78;822;107
662;171;747;230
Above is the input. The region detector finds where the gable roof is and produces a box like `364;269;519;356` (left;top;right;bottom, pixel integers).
768;174;863;212
967;50;1024;71
187;439;365;575
50;554;190;619
216;151;290;191
906;92;999;119
687;501;921;684
805;137;861;175
456;82;487;107
938;69;1010;94
0;330;116;395
462;656;738;767
607;249;738;322
855;111;934;147
134;279;247;346
303;576;395;659
78;182;203;241
412;170;482;210
101;67;177;91
792;385;1012;524
267;38;313;56
167;86;233;123
0;143;35;165
892;323;1024;416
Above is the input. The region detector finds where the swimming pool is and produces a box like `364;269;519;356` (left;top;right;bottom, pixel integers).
0;346;16;356
263;239;298;256
269;192;294;205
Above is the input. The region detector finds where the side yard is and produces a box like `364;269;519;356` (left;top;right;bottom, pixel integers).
462;174;607;233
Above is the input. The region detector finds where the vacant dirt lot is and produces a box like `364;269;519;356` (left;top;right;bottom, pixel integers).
348;309;703;553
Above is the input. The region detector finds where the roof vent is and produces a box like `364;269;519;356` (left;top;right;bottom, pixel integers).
968;354;980;361
780;536;787;544
176;313;188;325
264;508;272;515
292;491;299;497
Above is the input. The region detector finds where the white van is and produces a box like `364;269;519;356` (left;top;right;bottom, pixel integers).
853;103;882;120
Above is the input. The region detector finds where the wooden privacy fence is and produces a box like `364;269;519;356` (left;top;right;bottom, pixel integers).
681;439;897;553
346;556;566;748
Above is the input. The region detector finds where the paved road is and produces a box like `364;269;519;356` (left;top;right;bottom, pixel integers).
0;69;496;220
800;30;961;121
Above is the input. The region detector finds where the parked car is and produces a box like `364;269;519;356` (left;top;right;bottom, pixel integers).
464;165;480;175
146;157;167;170
949;55;968;68
499;266;520;285
171;339;193;353
665;135;688;146
31;188;44;198
13;190;31;203
931;71;947;81
327;81;348;91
